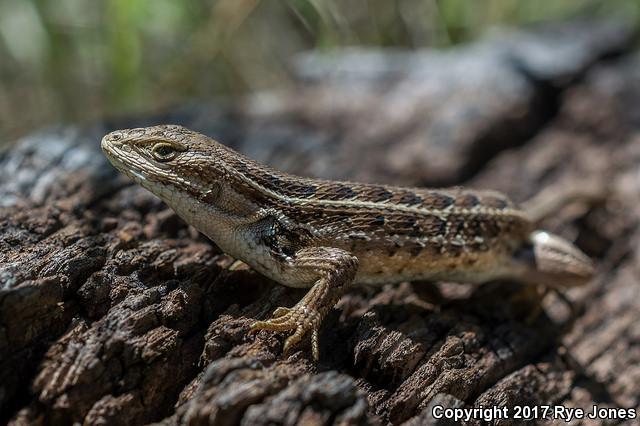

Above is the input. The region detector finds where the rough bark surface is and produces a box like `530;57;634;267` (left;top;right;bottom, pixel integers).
1;21;639;425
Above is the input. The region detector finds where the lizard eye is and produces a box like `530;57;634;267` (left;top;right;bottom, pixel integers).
152;143;178;162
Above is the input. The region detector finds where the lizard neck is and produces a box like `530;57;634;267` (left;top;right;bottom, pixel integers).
154;176;264;257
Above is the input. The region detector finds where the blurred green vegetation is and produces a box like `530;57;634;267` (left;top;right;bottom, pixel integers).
0;0;638;140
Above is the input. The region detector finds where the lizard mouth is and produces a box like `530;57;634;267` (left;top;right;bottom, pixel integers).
101;136;149;184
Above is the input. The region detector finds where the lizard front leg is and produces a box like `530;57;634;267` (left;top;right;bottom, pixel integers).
251;247;358;360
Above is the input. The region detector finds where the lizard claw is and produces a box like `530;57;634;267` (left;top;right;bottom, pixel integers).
251;303;321;360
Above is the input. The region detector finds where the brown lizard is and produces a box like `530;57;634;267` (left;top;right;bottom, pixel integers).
101;125;595;360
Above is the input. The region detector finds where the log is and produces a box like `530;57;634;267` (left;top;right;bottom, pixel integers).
1;21;638;425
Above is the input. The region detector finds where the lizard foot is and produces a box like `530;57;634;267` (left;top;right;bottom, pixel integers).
250;247;358;361
251;304;321;360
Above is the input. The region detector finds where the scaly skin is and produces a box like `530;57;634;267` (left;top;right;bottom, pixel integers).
101;124;595;360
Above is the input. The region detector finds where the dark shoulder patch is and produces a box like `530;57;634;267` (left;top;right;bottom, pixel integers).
257;214;312;259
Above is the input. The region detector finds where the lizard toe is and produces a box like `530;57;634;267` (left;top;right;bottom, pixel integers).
252;304;321;358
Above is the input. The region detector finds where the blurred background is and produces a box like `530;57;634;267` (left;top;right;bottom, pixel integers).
0;0;638;143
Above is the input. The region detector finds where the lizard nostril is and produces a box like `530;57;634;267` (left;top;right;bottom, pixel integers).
101;133;120;153
102;132;125;150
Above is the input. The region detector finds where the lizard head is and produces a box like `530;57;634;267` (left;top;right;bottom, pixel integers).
101;124;231;206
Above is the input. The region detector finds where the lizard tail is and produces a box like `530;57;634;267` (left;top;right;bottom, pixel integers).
512;230;595;287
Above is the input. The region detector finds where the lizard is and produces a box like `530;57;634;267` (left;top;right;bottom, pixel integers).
101;124;595;360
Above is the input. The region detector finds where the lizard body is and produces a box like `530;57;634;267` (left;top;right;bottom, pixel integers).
102;125;594;359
